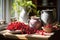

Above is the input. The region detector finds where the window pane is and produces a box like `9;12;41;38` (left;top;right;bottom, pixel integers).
11;0;15;17
0;0;2;20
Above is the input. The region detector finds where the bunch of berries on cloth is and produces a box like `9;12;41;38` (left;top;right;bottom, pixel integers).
7;21;54;35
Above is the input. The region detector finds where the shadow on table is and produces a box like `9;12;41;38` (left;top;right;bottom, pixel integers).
48;30;60;40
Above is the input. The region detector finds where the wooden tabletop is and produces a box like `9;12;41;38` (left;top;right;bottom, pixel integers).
0;30;54;40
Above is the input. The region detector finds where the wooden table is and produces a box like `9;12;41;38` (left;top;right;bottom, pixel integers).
0;30;53;40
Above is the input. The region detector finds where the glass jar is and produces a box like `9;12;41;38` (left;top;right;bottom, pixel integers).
41;10;54;24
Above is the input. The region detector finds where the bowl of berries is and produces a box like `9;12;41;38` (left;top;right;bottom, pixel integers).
42;24;53;33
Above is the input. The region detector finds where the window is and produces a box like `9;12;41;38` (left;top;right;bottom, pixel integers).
11;0;15;17
0;0;3;20
0;0;11;23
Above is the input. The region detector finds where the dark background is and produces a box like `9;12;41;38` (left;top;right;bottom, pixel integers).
58;0;60;23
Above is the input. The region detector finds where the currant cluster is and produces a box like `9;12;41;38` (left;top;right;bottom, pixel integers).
7;21;37;34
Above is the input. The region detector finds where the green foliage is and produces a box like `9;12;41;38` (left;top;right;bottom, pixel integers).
12;0;37;20
32;8;40;17
12;0;40;17
37;10;40;17
12;0;36;11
